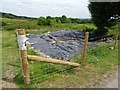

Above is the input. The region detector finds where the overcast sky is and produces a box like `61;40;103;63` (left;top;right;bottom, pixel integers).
1;0;91;18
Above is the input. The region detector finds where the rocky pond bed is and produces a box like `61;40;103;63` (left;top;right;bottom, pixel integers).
26;30;113;60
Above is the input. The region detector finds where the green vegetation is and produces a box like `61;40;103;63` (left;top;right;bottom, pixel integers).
37;15;92;27
2;29;118;88
1;12;119;88
1;11;119;36
1;12;93;31
88;2;119;35
2;16;118;37
1;17;96;32
2;31;20;79
0;31;2;76
1;12;37;20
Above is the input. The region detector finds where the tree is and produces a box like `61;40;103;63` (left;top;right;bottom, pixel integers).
46;16;52;19
61;15;67;23
50;18;57;28
38;17;46;25
88;2;120;35
55;17;61;24
46;16;52;25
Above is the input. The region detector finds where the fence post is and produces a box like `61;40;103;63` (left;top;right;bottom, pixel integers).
114;33;119;50
17;29;30;84
82;32;89;64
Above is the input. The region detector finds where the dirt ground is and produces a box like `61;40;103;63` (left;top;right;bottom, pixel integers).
2;80;18;88
97;68;119;88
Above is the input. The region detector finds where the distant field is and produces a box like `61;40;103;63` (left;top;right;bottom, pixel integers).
1;17;119;36
1;18;96;32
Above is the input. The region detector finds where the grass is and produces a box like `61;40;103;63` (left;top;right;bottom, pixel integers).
74;42;118;67
21;43;118;88
2;18;119;88
2;31;20;78
108;23;120;37
2;18;96;33
2;30;118;88
0;31;2;77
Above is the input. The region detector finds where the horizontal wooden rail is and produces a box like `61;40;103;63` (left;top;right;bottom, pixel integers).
28;55;80;67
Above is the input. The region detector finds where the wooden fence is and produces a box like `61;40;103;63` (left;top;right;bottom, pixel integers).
16;29;89;84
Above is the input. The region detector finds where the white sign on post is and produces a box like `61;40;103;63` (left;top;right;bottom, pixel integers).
17;35;27;50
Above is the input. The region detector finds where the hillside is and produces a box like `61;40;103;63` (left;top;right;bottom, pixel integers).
0;12;37;20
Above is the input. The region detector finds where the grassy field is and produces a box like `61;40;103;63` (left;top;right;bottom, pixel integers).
0;31;2;80
2;18;119;36
2;18;96;32
1;17;119;88
2;29;119;88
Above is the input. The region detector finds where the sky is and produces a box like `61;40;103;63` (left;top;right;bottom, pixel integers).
1;0;91;19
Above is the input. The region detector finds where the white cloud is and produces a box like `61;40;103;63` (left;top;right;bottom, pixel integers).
1;0;91;18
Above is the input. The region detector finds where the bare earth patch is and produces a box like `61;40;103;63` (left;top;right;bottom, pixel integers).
2;68;18;88
97;68;118;88
2;80;18;88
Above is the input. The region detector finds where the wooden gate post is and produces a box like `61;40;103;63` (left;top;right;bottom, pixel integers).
82;32;89;64
17;29;30;84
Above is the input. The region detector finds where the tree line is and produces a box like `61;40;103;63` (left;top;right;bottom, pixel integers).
38;15;92;26
1;12;92;26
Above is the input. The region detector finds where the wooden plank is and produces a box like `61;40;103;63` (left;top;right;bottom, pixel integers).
17;29;30;84
28;55;80;67
81;32;89;64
